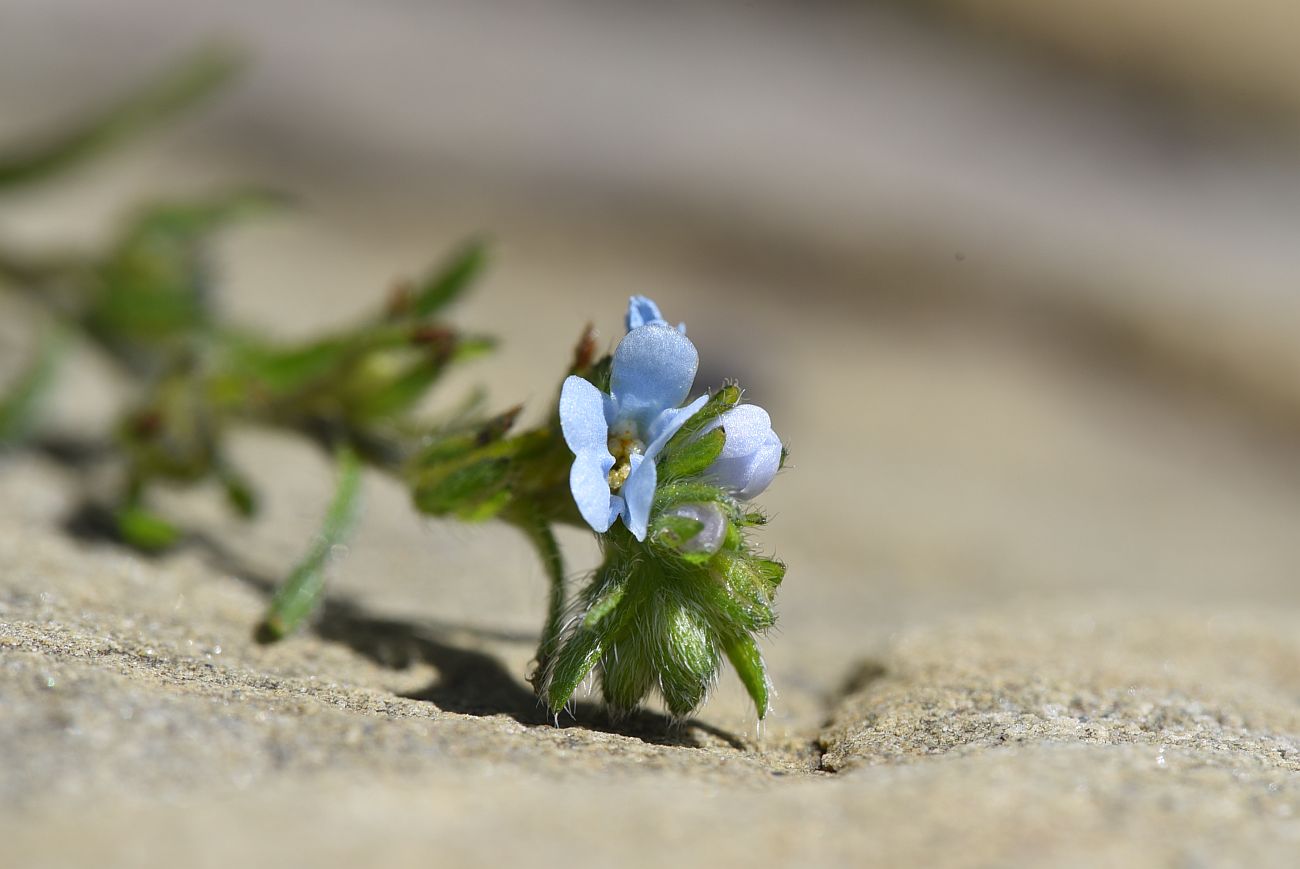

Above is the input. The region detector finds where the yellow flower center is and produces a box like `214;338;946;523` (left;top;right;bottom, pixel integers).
607;423;645;492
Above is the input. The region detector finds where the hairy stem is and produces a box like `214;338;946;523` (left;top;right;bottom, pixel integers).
520;511;567;680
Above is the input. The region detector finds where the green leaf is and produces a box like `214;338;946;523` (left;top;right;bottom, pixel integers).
115;505;182;552
219;468;259;518
544;574;628;712
545;627;605;713
223;335;353;397
722;632;770;718
656;426;725;482
257;446;363;641
0;44;244;191
708;551;777;632
91;190;283;349
350;360;441;420
410;240;488;317
411;457;511;517
0;327;68;447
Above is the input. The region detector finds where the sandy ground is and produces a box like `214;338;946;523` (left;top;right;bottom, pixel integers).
3;1;1300;866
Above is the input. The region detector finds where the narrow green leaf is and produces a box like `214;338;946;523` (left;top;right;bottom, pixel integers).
0;328;68;447
411;240;488;317
658;604;718;718
0;44;244;191
257;446;363;641
351;361;440;420
722;632;770;718
115;505;182;552
600;637;655;713
219;467;259;518
411;457;510;516
545;627;605;713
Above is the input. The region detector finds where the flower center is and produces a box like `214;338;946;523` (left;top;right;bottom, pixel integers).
607;421;645;492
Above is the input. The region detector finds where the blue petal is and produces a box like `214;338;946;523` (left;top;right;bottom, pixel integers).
560;375;611;455
620;453;657;541
570;450;619;532
704;405;782;499
610;324;698;427
735;431;782;499
625;295;667;331
644;394;709;460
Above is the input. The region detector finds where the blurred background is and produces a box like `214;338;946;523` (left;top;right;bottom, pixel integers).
3;0;1300;735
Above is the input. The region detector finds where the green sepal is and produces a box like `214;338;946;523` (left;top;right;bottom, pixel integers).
600;637;656;715
663;384;740;452
754;557;786;589
545;574;628;712
658;604;719;718
545;626;605;713
711;550;777;631
722;632;770;718
652;480;730;514
656;426;725;482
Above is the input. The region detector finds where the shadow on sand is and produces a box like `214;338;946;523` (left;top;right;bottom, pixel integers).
60;492;746;750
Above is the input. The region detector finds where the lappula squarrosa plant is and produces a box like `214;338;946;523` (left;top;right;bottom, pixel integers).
406;296;788;720
0;45;791;723
551;297;786;719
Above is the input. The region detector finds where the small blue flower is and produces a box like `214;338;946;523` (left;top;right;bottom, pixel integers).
701;404;782;500
561;298;707;540
626;295;686;334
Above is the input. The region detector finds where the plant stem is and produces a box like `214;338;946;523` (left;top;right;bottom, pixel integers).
520;511;567;680
256;444;363;641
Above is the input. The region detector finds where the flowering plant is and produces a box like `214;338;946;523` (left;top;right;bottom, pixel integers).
0;49;789;724
540;297;788;718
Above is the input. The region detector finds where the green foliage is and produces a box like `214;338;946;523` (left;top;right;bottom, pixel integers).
544;470;784;720
257;447;363;640
0;327;68;448
0;45;244;191
406;239;488;317
114;504;182;552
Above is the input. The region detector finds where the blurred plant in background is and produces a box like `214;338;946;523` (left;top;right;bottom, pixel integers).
0;47;789;723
